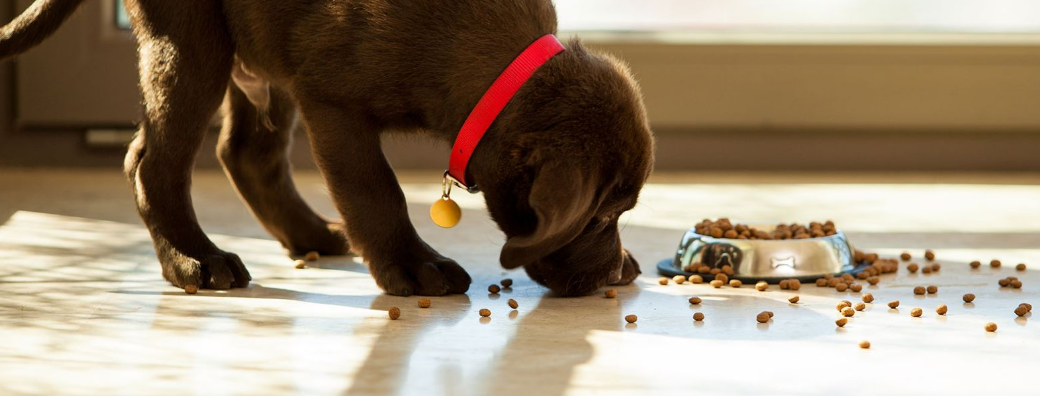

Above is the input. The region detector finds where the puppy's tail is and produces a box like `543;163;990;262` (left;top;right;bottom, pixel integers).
0;0;87;61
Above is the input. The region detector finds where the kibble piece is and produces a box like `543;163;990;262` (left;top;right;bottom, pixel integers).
673;275;686;284
970;261;981;269
698;266;711;274
901;252;912;261
184;285;199;295
1015;306;1029;317
888;300;900;309
908;263;919;273
910;307;923;317
789;296;800;304
842;307;856;317
836;283;848;292
729;279;743;288
658;277;669;285
693;312;705;321
867;276;880;286
710;280;724;288
859;340;871;349
479;309;492;318
294;259;307;269
999;278;1010;287
779;279;790;290
936;304;948;315
835;317;848;327
925;250;935;261
914;286;926;295
1017;263;1027;271
850;284;863;293
927;285;938;294
788;279;801;290
756;312;771;323
837;300;853;311
827;278;841;287
488;284;501;294
931;263;941;272
756;281;769;291
715;274;729;284
418;298;432;308
816;278;828;287
624;314;637;323
1021;303;1033;312
963;293;976;303
688;296;702;305
854;302;866;311
865;253;879;264
501;278;514;288
388;307;401;320
922;266;932;274
304;251;320;261
1011;280;1022;289
862;293;875;303
991;259;1002;268
605;289;618;299
985;322;998;332
689;275;703;284
508;299;519;309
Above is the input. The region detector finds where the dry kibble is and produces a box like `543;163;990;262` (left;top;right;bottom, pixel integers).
1015;306;1029;317
911;307;923;317
710;280;724;288
698;266;711;274
184;285;198;295
501;278;513;288
756;312;771;323
689;275;704;284
963;293;976;303
605;289;618;299
788;279;801;290
816;278;828;287
842;307;856;317
862;293;875;303
729;279;743;288
488;284;501;294
1021;303;1033;312
479;309;492;318
999;278;1010;287
927;285;938;294
1017;263;1027;271
991;259;1002;268
721;265;735;276
756;281;769;291
837;300;853;311
901;252;912;261
908;263;919;273
914;286;926;295
304;251;320;261
854;302;866;311
779;279;790;289
688;296;702;305
925;250;935;261
624;314;637;323
922;266;932;274
827;278;841;288
867;276;880;286
931;263;941;272
508;299;518;309
970;261;981;269
865;253;879;264
789;296;800;304
658;277;669;286
418;298;432;308
673;275;686;284
715;274;729;284
985;322;998;332
294;259;307;269
888;300;900;309
1011;280;1022;289
836;283;848;292
835;317;848;327
859;340;871;349
850;284;863;293
936;304;948;315
693;312;705;321
388;307;401;320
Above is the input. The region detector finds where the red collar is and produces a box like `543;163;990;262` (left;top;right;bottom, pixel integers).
446;34;565;192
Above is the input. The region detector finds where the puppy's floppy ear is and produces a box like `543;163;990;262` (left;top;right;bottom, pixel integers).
500;162;601;269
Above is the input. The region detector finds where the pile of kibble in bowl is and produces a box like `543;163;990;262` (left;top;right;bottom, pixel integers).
694;218;838;240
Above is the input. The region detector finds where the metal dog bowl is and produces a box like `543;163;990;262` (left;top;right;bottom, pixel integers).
657;224;865;283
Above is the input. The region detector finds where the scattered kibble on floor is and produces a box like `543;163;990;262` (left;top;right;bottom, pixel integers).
970;261;981;269
850;284;863;293
1015;305;1028;317
756;281;769;291
710;280;724;288
936;304;948;315
756;312;771;323
911;308;923;317
479;309;491;318
925;250;935;261
859;340;871;349
488;284;501;294
305;251;320;261
1016;263;1027;271
927;285;938;294
908;263;919;273
625;314;638;323
991;259;1002;268
184;285;198;295
605;289;618;299
837;300;852;311
836;318;848;327
689;275;704;284
789;295;799;304
854;302;866;311
673;275;686;284
501;278;513;288
914;286;926;295
729;279;743;288
901;252;912;261
688;296;702;305
842;307;856;317
388;307;401;320
963;294;976;303
985;322;998;332
418;298;431;308
508;299;518;309
693;312;705;321
293;259;306;269
888;300;900;309
863;293;874;303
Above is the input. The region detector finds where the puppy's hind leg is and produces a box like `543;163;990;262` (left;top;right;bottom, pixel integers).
217;62;350;256
123;0;249;290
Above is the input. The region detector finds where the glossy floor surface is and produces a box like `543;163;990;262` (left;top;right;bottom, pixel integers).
1;169;1038;396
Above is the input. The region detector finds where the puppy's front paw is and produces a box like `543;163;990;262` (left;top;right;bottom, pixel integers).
158;247;251;290
369;252;471;296
610;249;642;286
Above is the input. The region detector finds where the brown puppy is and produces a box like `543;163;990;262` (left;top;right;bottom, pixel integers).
1;0;654;297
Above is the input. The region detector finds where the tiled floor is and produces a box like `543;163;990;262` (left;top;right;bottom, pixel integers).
1;169;1038;396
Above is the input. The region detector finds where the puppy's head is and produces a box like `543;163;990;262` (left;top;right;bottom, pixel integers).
473;40;654;296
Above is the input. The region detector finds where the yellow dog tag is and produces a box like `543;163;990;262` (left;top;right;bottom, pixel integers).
431;171;462;228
